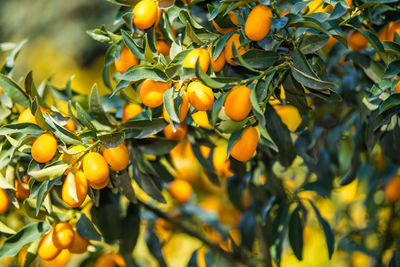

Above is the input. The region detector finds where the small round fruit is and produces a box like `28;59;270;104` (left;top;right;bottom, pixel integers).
95;254;126;267
31;133;58;163
42;249;71;267
163;90;189;123
192;111;211;128
385;175;400;203
396;80;400;94
62;169;88;208
0;188;9;213
15;179;30;200
89;178;110;190
187;81;214;111
139;79;171;108
156;40;171;56
115;46;139;74
212;11;238;34
164;123;188;140
225;33;247;66
168;179;193;204
347;30;368;51
212;146;233;177
230;127;259;161
52;222;75;249
64;119;76;131
122;103;142;123
273;105;302;132
245;5;272;41
102;143;130;171
208;47;225;72
133;0;158;31
82;152;110;184
18;108;36;124
68;229;89;254
183;48;210;72
38;228;61;261
224;85;252;121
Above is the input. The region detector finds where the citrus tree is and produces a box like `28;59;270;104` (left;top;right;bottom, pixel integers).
0;0;399;266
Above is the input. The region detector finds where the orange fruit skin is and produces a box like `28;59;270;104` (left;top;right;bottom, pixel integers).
225;33;247;66
212;146;233;177
156;40;171;56
0;188;9;213
192;111;211;128
168;179;193;204
62;169;88;208
379;22;400;42
231;126;259;161
224;85;252;121
42;249;71;267
324;36;337;50
102;143;130;171
95;254;126;267
31;133;58;163
183;48;210;72
385;175;400;203
396;80;400;94
38;228;61;261
114;46;139;74
212;11;238;34
273;105;302;132
347;30;368;51
64;120;76;131
89;178;109;190
82;152;110;184
208;47;225;72
52;222;75;250
68;229;89;254
187;81;214;111
122;103;142;123
163;90;189;123
132;0;158;31
139;79;171;108
245;5;272;41
15;179;30;200
18;108;37;124
164;123;188;140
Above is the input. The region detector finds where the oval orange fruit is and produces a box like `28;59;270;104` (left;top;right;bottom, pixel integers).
187;81;214;111
230;126;259;161
224;85;252;121
245;5;272;41
31;133;58;163
102;143;130;171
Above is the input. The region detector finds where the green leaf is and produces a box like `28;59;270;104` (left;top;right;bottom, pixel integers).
0;123;43;135
99;132;125;148
121;30;145;60
383;41;400;57
191;143;220;185
291;67;337;90
250;88;265;126
227;128;245;158
111;170;136;203
299;34;329;54
163;88;180;129
119;202;140;254
239;50;279;70
288;207;304;261
0;221;16;235
351;27;387;65
89;85;114;126
195;60;227;89
120;66;169;82
31;177;60;215
76;103;96;132
28;162;69;182
123;118;167;139
379;94;400;114
76;213;102;241
309;200;335;259
0;222;50;258
0;74;30;108
287;15;330;35
384;60;400;78
43;113;83;145
135;138;178;156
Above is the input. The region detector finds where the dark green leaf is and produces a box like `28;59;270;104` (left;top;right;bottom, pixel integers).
76;213;102;241
0;74;30;108
288;207;304;260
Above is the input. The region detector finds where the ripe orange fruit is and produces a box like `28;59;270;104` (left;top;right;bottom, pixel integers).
139;79;171;108
347;30;368;51
273;105;302;132
379;21;400;42
114;46;139;74
122;103;142;123
68;228;89;254
187;81;214;111
62;169;88;208
324;36;337;50
82;152;110;185
18;108;36;124
396;80;400;94
38;228;61;261
42;249;71;267
183;48;210;72
192;111;211;128
245;5;272;41
95;254;126;267
132;0;158;31
164;123;188;140
168;179;193;204
212;146;233;177
89;178;109;190
52;222;75;249
15;179;30;200
208;47;225;72
212;11;238;34
231;126;258;161
0;188;9;213
307;0;328;13
64;119;76;131
163;90;189;123
31;133;58;163
156;40;171;56
224;85;252;121
385;175;400;203
225;33;247;65
102;143;130;171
